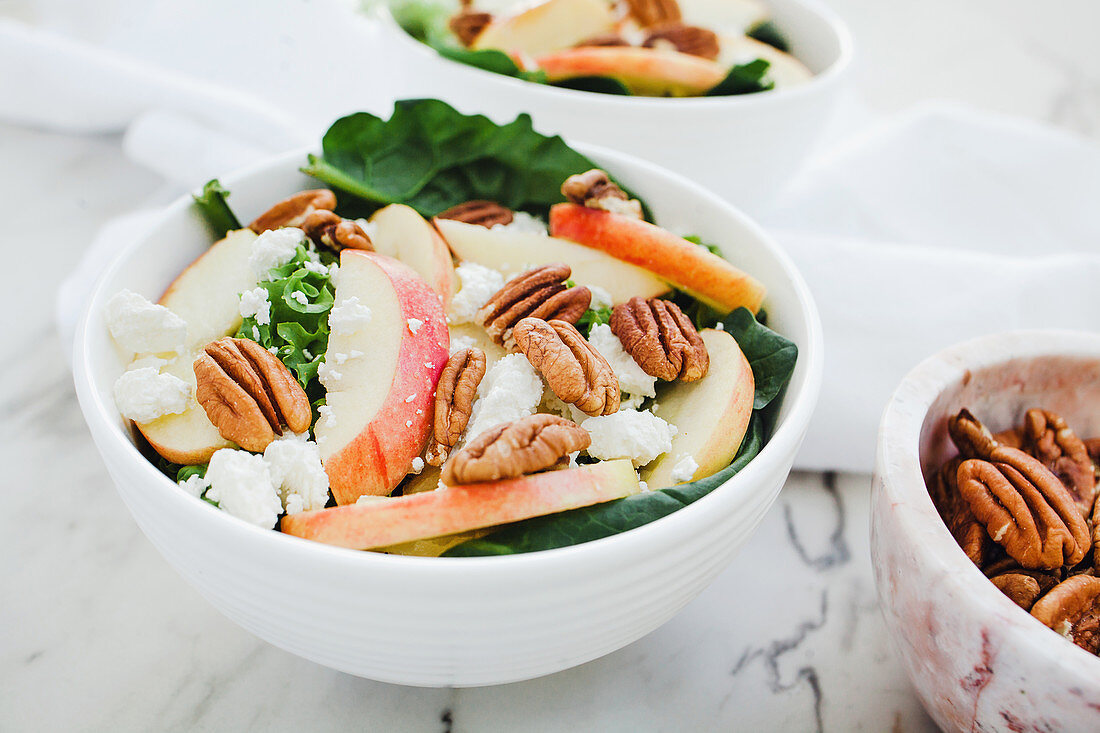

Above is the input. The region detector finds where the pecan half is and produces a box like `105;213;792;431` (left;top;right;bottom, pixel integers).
426;347;487;467
1022;409;1097;517
934;457;991;567
442;413;590;485
513;318;619;416
990;570;1060;611
194;338;311;452
249;189;337;234
1031;575;1100;654
476;264;591;347
956;458;1088;570
610;296;709;382
642;23;720;60
449;10;492;46
624;0;681;27
437;200;514;228
561;169;642;219
300;210;373;253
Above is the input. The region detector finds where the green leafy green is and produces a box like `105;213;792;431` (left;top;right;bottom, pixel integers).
302;99;619;219
550;76;633;95
443;412;767;556
575;306;612;336
177;464;207;483
192;179;242;240
444;309;796;556
235;243;337;418
705;59;774;96
746;20;790;53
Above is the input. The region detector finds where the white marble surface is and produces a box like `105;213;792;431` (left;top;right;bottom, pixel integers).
3;0;1100;730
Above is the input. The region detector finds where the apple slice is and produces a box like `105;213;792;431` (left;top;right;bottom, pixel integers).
282;459;640;549
718;34;812;88
449;322;508;369
549;203;766;313
135;228;259;464
317;250;449;504
368;204;457;307
641;329;755;490
378;530;492;557
472;0;615;57
678;0;769;34
535;47;727;97
434;217;668;304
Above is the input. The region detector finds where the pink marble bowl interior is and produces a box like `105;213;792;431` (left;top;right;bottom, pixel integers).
872;331;1100;732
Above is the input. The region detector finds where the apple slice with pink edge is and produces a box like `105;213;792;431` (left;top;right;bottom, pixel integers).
549;203;766;313
281;459;640;550
368;204;457;307
536;47;727;97
316;250;449;504
472;0;616;57
642;329;755;490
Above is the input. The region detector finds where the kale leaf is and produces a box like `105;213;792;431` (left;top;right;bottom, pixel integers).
192;179;242;241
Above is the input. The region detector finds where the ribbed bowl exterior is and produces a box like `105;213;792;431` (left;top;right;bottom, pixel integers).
74;143;822;686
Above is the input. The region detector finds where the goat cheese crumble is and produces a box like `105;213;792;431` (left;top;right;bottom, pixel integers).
407;317;424;334
587;323;657;401
583;409;676;467
204;449;283;529
490;211;548;236
589;286;613;312
104;289;187;355
448;262;505;325
113;367;190;423
328;295;372;335
248;227;305;279
238;286;271;326
263;434;331;515
464;354;544;444
670;454;700;483
410;457;425;474
178;473;211;498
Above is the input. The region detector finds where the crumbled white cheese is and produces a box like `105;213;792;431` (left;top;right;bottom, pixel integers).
620;392;646;411
317;359;342;389
204;449;283;528
113;367;190;423
355;494;388;505
352;218;378;240
448;262;505;325
405;420;413;428
238;286;271;326
104;289;188;354
290;290;309;306
1057;620;1075;639
670;453;700;483
491;211;548;236
592;196;643;219
302;349;314;360
179;473;211;498
589;286;614;312
588;323;657;402
252;326;261;341
407;317;424;334
715;322;724;331
449;332;477;355
410;457;425;474
302;259;329;276
263;434;330;515
405;393;417;403
583;409;676;467
317;404;335;430
992;524;1009;542
328;295;372;335
327;262;339;278
464;354;544;443
638;479;650;492
249;227;304;279
542;388;589;424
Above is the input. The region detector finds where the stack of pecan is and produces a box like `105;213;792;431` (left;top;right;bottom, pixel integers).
932;408;1100;655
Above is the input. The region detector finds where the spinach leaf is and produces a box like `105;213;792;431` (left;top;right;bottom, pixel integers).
444;309;796;556
550;76;633;95
682;234;723;258
575;306;612;336
192;179;241;240
721;307;797;410
746;20;790;53
443;412;767;556
302;99;608;218
705;59;774;96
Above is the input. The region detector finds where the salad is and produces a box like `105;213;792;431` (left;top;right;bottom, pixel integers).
386;0;812;97
105;100;795;556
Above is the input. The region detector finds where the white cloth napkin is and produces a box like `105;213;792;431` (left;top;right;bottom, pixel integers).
9;7;1098;474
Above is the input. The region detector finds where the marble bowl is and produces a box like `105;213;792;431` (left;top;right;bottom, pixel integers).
374;0;852;215
872;331;1100;731
72;141;822;686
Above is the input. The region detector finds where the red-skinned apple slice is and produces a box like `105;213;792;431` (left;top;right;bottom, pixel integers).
536;47;727;97
434;217;668;303
642;329;755;489
549;203;766;313
368;204;457;307
316;250;449;504
472;0;615;57
136;228;259;464
281;459;640;549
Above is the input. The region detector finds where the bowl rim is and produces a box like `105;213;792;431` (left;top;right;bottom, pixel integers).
374;0;853;109
876;328;1100;670
73;139;823;572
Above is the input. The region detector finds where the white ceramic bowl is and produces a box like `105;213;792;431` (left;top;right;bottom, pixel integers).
73;142;822;687
375;0;852;215
872;331;1100;730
